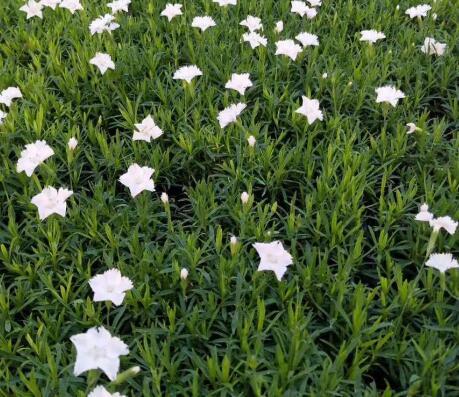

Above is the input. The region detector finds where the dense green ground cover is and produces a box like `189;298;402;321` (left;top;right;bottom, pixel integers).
1;0;459;395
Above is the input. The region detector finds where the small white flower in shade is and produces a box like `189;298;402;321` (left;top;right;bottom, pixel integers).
295;32;319;47
17;140;54;177
421;37;447;56
307;0;321;6
375;86;405;107
160;192;169;204
247;135;256;147
213;0;237;6
180;268;189;280
275;40;303;60
0;110;7;124
173;65;202;83
70;327;129;381
40;0;61;9
405;4;431;18
133;115;163;142
230;235;238;245
242;32;267;49
31;187;73;220
59;0;83;13
274;21;283;33
119;164;155;198
89;269;133;306
89;14;120;35
360;30;386;44
90;53;115;75
426;253;459;273
253;241;293;281
68;137;78;150
415;203;434;222
240;16;263;32
291;1;317;18
322;72;328;79
406;123;421;134
88;385;126;397
19;0;43;18
0;87;22;107
217;103;246;128
225;73;252;95
295;96;323;124
429;216;458;235
241;191;250;204
161;3;182;21
107;0;130;14
191;16;216;32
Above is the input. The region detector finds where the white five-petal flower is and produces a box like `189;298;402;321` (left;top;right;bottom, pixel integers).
405;4;431;18
295;32;319;47
173;65;203;83
225;73;253;95
107;0;130;13
295;96;323;124
90;53;115;75
240;16;263;32
20;0;43;18
426;253;459;273
291;1;317;18
275;39;303;60
17;140;54;176
89;14;120;35
31;187;73;220
119;164;155;198
59;0;83;13
70;327;129;381
217;103;246;128
0;87;22;107
242;32;267;49
133;115;163;142
375;86;405;107
161;3;182;21
360;30;386;44
89;269;133;306
253;241;293;281
421;37;447;56
191;16;216;32
429;216;458;235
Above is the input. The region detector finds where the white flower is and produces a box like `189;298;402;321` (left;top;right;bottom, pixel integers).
295;32;319;47
241;191;249;204
248;135;256;147
295;96;323;124
375;86;405;107
240;15;262;32
253;241;293;281
88;385;126;397
230;236;238;245
217;103;246;128
291;1;317;18
20;0;43;18
421;37;447;56
133;115;163;142
68;137;78;150
107;0;130;13
40;0;61;9
406;122;421;134
180;268;188;280
0;87;22;107
89;14;120;35
415;203;434;222
71;327;129;381
119;164;155;198
322;72;328;79
426;253;459;273
90;53;115;75
59;0;83;13
31;187;73;220
274;21;284;33
405;4;431;18
275;40;303;60
242;32;267;49
225;73;252;95
0;110;7;124
89;269;133;306
161;3;182;21
432;13;437;20
191;16;216;32
17;140;54;177
360;30;386;44
173;65;202;83
429;216;458;235
160;192;169;204
213;0;237;6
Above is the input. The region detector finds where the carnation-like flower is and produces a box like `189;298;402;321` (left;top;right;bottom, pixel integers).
426;253;459;273
241;191;249;204
291;1;317;18
68;137;78;150
405;4;431;18
213;0;237;6
247;135;256;147
295;96;323;124
119;164;155;198
17;140;54;176
89;14;120;35
253;241;293;281
429;216;458;235
59;0;83;13
19;0;43;18
90;53;115;75
275;39;303;60
70;327;129;381
274;21;284;33
415;203;433;222
406;123;421;134
133;115;163;142
217;103;246;128
40;0;61;10
89;269;133;306
0;86;22;107
191;16;216;32
375;86;405;107
161;3;182;21
31;187;73;220
225;73;252;95
173;65;202;83
240;15;262;32
107;0;130;13
295;32;319;47
421;37;447;56
242;32;267;49
360;30;385;44
88;386;126;397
